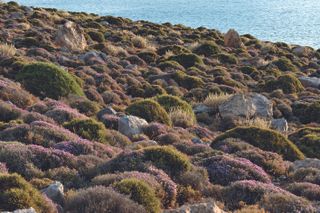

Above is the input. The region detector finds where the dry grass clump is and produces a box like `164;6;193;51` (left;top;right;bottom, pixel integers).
203;93;232;110
169;107;196;128
238;118;271;129
132;35;149;49
105;43;128;57
0;43;16;58
163;50;174;59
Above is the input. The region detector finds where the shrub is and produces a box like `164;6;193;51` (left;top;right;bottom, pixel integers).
193;41;220;57
63;119;108;143
263;74;304;94
132;35;148;48
172;71;204;90
16;62;84;99
169;108;196;128
113;178;161;213
155;95;193;115
217;53;238;64
0;43;16;58
200;155;271;185
169;53;203;68
0;173;56;213
211;126;304;161
143;146;191;178
87;31;105;42
203;93;231;111
65;186;146;213
126;99;171;125
273;57;298;72
0;101;22;122
286;182;320;201
289;127;320;158
260;192;315;213
294;102;320;124
291;168;320;185
176;186;201;206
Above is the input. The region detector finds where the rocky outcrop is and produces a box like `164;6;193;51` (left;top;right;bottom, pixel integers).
118;115;148;137
218;93;273;119
224;29;242;48
164;202;225;213
42;181;64;204
2;208;37;213
271;118;289;132
299;76;320;89
55;21;87;51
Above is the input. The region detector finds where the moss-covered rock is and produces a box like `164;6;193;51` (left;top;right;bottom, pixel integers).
126;99;171;125
211;127;305;161
16;62;83;99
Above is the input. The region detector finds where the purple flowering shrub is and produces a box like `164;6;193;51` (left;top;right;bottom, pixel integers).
54;139;120;159
200;154;271;185
143;122;168;139
212;138;290;176
0;162;8;173
0;121;80;147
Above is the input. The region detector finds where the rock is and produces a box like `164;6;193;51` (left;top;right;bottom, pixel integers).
271;118;289;132
299;76;320;89
291;158;320;171
218;93;273;119
193;104;214;114
118;115;148;137
292;46;312;57
164;202;225;213
224;29;242;48
42;181;64;204
2;208;37;213
55;21;87;51
97;107;117;119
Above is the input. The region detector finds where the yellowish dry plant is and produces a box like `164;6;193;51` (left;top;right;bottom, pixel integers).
238;117;271;129
0;43;16;58
169;107;196;127
132;35;148;48
203;93;232;110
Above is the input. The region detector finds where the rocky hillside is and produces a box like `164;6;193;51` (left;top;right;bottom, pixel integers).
1;1;320;213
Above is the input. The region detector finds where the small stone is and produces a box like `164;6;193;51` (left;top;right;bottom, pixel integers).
118;115;148;137
299;76;320;89
271;118;289;132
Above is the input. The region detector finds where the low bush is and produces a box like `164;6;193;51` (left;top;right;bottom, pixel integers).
0;173;56;213
273;57;298;72
193;41;220;57
286;182;320;201
169;53;203;68
63;118;108;143
263;74;304;94
113;178;161;213
126;99;171;125
16;62;84;99
65;186;146;213
211;126;304;161
172;71;204;90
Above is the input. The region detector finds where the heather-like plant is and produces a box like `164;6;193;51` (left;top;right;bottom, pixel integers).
211;126;304;161
113;178;161;213
291;167;320;185
16;62;84;99
143;122;168;139
200;154;271;185
63;118;108;143
0;173;56;213
65;186;147;213
286;182;320;201
0;100;24;122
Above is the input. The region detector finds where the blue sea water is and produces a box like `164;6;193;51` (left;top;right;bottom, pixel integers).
11;0;320;48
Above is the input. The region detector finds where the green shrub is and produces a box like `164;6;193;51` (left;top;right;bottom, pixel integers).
113;178;161;213
217;53;238;64
87;31;105;42
211;127;304;161
155;94;193;115
63;118;108;143
172;71;204;90
143;146;191;178
157;45;190;56
176;186;201;206
263;74;304;94
0;173;55;213
273;57;298;72
289;127;320;158
16;62;83;99
126;99;171;125
293;101;320;124
169;53;203;68
193;41;220;57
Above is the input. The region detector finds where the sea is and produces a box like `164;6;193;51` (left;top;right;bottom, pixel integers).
11;0;320;48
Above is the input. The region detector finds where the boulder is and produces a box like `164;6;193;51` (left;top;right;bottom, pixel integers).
292;46;312;57
2;208;37;213
299;76;320;89
218;93;273;119
224;29;242;48
55;21;87;51
291;158;320;171
42;181;64;204
163;202;225;213
271;118;289;132
118;115;148;137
